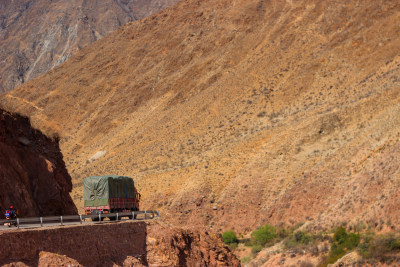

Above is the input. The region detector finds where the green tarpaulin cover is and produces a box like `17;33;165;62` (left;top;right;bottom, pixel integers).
83;175;135;207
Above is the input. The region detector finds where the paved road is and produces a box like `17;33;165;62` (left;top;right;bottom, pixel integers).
0;211;158;231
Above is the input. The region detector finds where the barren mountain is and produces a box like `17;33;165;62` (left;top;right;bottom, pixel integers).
1;0;400;233
0;0;179;92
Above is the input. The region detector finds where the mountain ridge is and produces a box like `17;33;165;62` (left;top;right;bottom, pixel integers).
0;0;179;92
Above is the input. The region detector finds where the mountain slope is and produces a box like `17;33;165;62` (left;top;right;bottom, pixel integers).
0;0;179;92
1;0;400;232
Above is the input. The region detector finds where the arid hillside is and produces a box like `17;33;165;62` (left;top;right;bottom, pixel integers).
0;0;179;92
1;0;400;233
0;109;76;216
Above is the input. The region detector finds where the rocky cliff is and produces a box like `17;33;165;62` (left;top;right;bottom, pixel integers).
0;0;179;92
0;109;76;216
1;0;399;232
0;221;240;266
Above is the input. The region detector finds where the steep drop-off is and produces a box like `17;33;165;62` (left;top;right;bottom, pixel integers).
0;221;240;266
0;109;76;216
0;0;179;92
1;0;400;232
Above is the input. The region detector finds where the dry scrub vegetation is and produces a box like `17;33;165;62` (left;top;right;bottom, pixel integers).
223;223;400;266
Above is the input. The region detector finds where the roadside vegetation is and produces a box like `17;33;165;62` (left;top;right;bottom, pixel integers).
222;230;239;249
221;223;400;266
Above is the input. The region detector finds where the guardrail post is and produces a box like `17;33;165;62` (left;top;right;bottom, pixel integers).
98;214;101;222
60;216;63;226
80;215;83;224
116;213;119;221
145;211;147;220
40;217;43;227
17;218;20;229
132;211;135;220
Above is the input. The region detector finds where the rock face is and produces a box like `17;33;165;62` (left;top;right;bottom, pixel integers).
1;0;400;232
0;0;179;92
0;109;77;216
145;223;240;266
0;221;240;266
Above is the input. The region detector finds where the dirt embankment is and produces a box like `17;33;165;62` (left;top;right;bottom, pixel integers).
0;109;77;216
0;221;240;267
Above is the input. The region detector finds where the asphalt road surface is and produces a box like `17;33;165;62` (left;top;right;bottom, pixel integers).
0;211;158;231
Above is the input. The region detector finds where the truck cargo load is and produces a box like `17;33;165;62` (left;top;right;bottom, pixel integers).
83;175;140;217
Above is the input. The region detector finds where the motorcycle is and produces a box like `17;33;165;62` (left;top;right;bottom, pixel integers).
4;210;17;227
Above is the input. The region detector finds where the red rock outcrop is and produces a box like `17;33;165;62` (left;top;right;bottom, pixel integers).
0;221;240;267
0;109;77;216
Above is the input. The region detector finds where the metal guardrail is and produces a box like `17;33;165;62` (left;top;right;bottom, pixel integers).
0;210;159;229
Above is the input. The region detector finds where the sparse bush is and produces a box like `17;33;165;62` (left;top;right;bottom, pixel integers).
284;230;324;249
353;221;366;233
277;226;289;239
332;227;359;249
295;231;312;244
251;224;277;246
359;233;400;262
222;230;238;245
324;227;360;265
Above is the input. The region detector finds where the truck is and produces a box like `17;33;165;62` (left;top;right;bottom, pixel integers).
83;175;141;220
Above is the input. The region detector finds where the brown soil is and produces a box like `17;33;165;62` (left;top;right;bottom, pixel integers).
1;0;399;233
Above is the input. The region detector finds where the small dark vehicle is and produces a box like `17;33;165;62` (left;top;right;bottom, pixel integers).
83;175;141;221
4;210;17;227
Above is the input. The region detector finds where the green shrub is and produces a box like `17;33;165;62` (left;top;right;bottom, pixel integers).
251;224;277;246
324;227;360;266
284;230;319;249
333;227;360;250
333;227;347;244
222;230;238;245
347;233;361;248
295;231;312;244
